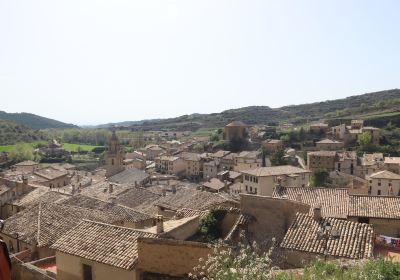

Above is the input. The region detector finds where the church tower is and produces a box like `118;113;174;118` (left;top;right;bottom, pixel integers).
105;130;124;177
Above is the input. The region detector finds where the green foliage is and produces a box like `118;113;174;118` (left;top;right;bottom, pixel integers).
278;258;400;280
357;132;379;154
0;111;76;129
190;239;276;280
8;143;34;162
198;209;227;242
270;149;286;166
0;120;48;145
311;168;330;187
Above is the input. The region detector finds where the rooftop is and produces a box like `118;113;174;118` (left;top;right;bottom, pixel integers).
33;167;68;180
61;194;152;223
2;202;123;247
369;170;400;180
13;160;39;166
226;121;246;127
273;186;349;219
202;178;228;191
51;220;157;270
242;165;310;177
384;157;400;164
308;151;337;157
281;213;373;259
108;168;150;186
348;195;400;219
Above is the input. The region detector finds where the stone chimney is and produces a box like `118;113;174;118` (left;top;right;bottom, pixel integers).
162;189;166;197
171;184;176;194
109;183;114;193
22;176;28;186
313;206;322;221
156;215;164;234
296;194;302;202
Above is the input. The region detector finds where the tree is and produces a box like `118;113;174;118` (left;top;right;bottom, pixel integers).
228;137;248;152
198;209;226;242
190;239;276;280
311;168;330;187
357;132;378;153
270;149;286;166
8;143;34;162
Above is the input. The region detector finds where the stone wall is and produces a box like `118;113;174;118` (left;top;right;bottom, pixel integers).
137;238;211;277
240;194;310;244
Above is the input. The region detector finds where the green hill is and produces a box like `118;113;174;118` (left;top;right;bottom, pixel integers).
0;120;48;145
122;89;400;131
0;111;77;129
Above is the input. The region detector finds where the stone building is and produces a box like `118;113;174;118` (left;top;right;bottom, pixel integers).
105;130;124;178
315;139;344;151
223;121;247;141
368;170;400;196
263;139;284;153
384;157;400;174
51;220;157;280
241;166;310;196
307;151;337;172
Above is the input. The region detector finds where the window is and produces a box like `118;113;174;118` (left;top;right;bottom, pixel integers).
250;186;253;192
245;185;248;191
378;190;381;195
82;264;92;280
111;158;114;165
254;188;257;194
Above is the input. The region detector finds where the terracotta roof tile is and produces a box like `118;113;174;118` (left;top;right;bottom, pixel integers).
281;213;373;259
51;220;157;270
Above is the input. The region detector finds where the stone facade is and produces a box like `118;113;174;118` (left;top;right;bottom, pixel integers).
105;130;124;178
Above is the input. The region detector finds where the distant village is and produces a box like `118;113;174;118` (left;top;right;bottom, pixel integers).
1;118;400;279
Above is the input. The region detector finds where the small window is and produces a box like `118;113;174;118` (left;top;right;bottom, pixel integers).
83;264;92;280
378;190;381;195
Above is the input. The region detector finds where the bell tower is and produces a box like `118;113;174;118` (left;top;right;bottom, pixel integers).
105;130;124;177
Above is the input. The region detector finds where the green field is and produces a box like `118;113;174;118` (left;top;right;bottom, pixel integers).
0;141;47;153
0;142;100;153
62;143;101;152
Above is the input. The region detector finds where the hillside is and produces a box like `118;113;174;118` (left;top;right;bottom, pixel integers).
116;89;400;131
0;111;77;129
0;120;48;145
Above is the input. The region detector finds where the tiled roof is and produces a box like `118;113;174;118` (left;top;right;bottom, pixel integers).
211;150;231;159
272;187;349;219
242;166;310;177
181;152;202;162
369;170;400;180
384;157;400;164
338;151;357;161
51;220;157;270
281;213;373;259
2;203;123;247
361;153;384;166
202;178;227;191
9;188;69;208
308;151;337;157
14;160;39;166
226;121;246;127
316;139;343;144
0;184;11;196
155;188;238;211
236;151;260;159
116;187;161;209
108;168;150;186
174;208;209;219
348;195;400;219
61;194;152;223
80;181;131;201
33;167;68;180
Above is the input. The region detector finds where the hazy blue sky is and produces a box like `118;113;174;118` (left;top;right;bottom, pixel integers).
0;0;399;125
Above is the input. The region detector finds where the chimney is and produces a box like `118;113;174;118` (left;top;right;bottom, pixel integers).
313;206;322;221
109;183;113;193
156;215;164;234
296;194;302;202
22;176;28;186
134;181;137;187
171;184;176;194
224;180;228;188
162;189;166;197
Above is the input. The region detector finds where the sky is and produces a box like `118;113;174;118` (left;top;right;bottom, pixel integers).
0;0;399;125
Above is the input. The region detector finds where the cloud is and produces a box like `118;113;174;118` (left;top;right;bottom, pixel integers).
167;0;179;17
